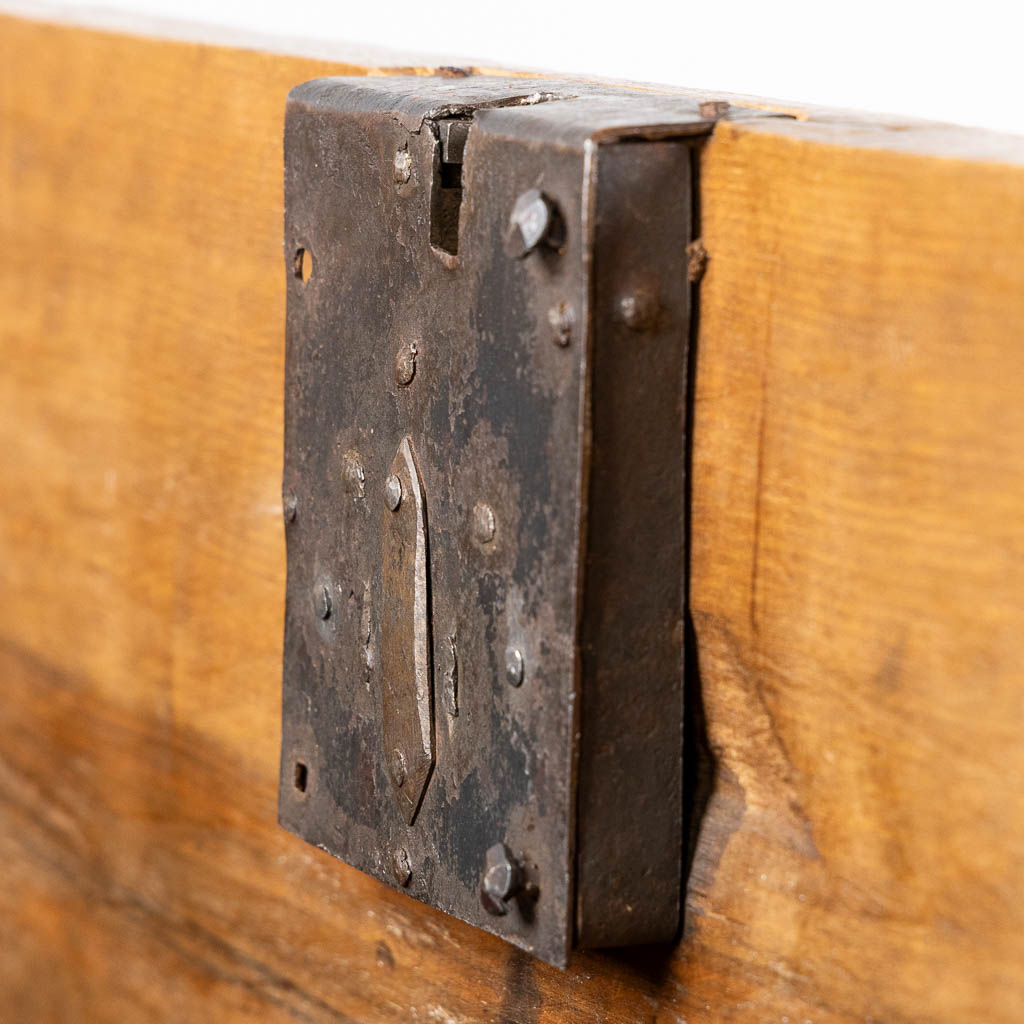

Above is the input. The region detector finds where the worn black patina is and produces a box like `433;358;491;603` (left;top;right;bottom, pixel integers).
279;75;767;966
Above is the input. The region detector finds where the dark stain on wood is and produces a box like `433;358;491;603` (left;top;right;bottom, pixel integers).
498;949;541;1024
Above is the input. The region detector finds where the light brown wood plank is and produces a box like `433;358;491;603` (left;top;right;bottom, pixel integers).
3;10;1024;1022
691;120;1024;1023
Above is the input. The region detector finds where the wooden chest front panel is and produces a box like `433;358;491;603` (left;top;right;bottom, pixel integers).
2;12;1024;1022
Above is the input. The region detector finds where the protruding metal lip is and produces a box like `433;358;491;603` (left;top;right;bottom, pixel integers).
380;435;434;826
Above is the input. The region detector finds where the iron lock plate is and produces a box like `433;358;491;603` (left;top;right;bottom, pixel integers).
279;76;741;966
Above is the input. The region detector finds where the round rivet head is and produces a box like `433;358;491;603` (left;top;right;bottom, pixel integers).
617;289;660;332
385;474;403;512
392;847;412;887
389;748;407;788
473;502;495;544
505;646;524;687
315;584;332;620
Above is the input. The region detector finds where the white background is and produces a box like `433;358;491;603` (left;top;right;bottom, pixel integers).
15;0;1024;135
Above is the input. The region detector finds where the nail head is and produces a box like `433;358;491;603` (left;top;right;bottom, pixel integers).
548;302;574;347
394;341;417;387
392;847;412;887
385;474;403;511
315;584;332;620
473;502;496;544
505;646;524;687
393;149;412;185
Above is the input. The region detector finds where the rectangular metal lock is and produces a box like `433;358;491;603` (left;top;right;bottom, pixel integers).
279;76;723;966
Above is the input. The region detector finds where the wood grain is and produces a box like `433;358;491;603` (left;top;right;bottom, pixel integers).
691;120;1024;1023
3;10;1024;1022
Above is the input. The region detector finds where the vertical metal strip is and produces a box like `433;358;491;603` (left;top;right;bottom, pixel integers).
575;137;693;947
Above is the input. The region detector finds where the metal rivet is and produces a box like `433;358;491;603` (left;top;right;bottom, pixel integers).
393;149;412;185
473;502;495;544
392;847;412;887
505;188;561;258
283;491;298;522
617;289;659;332
548;302;574;347
699;99;730;120
394;341;418;387
315;584;332;620
389;748;407;788
480;842;522;916
505;646;524;687
342;450;365;500
385;474;403;512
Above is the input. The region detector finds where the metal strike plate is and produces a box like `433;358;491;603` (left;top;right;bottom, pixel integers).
279;76;765;966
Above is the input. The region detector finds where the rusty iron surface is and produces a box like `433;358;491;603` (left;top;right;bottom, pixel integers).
279;76;773;966
575;138;691;947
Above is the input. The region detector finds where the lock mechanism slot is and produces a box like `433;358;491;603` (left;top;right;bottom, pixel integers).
430;117;471;256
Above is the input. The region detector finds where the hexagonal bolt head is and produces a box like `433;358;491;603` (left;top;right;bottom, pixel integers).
385;474;403;512
505;188;563;258
480;842;523;915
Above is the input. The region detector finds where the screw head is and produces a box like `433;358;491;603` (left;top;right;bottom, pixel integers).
548;302;574;347
394;341;418;387
505;646;524;687
283;491;298;522
315;584;332;620
385;474;403;512
393;149;412;185
472;502;495;544
505;189;561;258
480;842;522;916
389;748;407;788
392;847;412;887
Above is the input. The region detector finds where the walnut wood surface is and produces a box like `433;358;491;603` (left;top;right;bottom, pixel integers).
2;12;1024;1022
